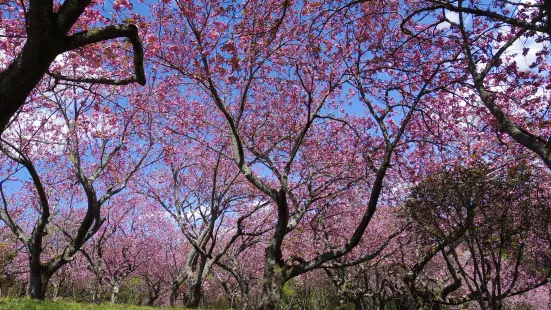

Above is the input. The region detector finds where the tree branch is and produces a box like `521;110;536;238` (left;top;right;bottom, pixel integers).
62;24;146;86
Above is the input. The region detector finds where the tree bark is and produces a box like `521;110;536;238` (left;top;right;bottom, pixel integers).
92;278;103;303
185;280;202;308
110;283;120;304
145;290;159;306
241;289;250;310
0;0;146;135
27;268;50;299
354;298;364;310
0;42;58;132
257;193;289;310
257;259;285;310
170;281;180;307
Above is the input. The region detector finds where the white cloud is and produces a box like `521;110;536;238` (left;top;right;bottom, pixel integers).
437;10;460;30
509;37;544;71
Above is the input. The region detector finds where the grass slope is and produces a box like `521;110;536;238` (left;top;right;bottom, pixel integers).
0;298;192;310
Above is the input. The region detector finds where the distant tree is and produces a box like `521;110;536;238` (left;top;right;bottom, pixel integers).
141;146;267;308
403;163;550;309
0;87;154;299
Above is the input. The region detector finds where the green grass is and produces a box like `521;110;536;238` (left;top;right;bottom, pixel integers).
0;298;192;310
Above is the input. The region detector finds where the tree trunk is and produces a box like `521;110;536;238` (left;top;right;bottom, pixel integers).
170;280;182;306
490;297;502;310
146;294;158;306
111;283;120;304
241;292;250;310
52;281;59;300
258;196;288;310
185;280;202;308
354;298;364;310
145;282;160;306
0;39;58;133
257;264;285;310
241;297;249;310
184;253;209;309
237;281;250;310
378;297;385;310
27;270;50;299
92;277;103;303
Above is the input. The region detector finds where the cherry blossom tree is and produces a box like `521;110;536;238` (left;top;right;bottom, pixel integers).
397;0;551;170
140;138;269;308
79;195;159;304
403;163;550;309
149;0;454;308
0;0;147;134
0;84;155;299
0;1;549;308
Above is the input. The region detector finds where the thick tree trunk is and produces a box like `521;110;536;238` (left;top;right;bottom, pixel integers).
0;36;58;133
184;253;209;309
145;281;160;306
238;283;250;310
378;297;385;310
354;298;364;310
145;297;155;306
490;297;502;310
146;294;158;306
27;270;50;299
257;194;289;310
257;263;285;310
185;280;202;308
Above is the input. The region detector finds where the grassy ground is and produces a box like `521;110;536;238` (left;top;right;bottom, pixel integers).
0;298;192;310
